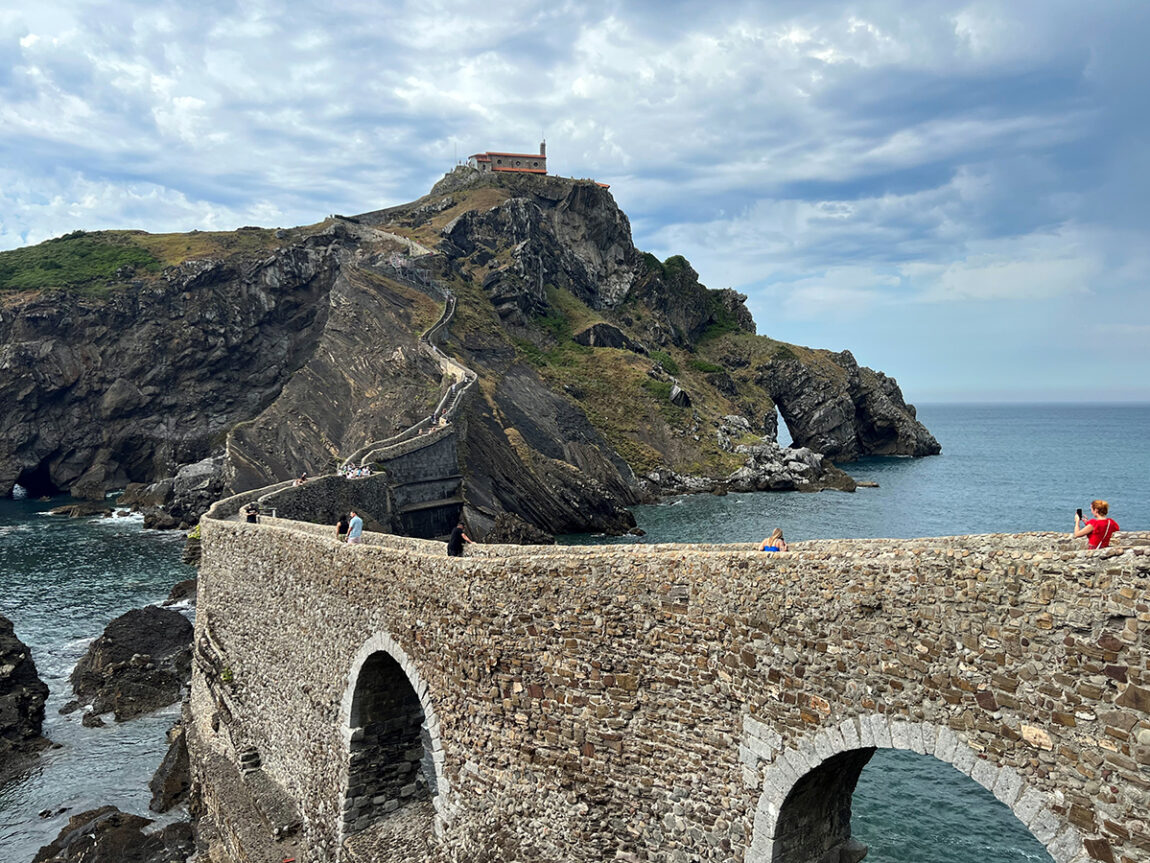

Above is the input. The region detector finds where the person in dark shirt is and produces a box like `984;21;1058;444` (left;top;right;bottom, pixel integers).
447;522;472;557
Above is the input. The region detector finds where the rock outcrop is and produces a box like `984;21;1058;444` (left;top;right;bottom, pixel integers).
0;235;335;501
149;721;190;812
0;614;50;782
68;606;192;721
1;170;938;537
756;351;940;460
32;806;195;863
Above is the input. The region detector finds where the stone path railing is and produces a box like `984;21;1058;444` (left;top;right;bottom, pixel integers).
226;253;479;535
341;285;477;469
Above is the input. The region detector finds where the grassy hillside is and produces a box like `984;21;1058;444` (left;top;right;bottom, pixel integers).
0;227;286;296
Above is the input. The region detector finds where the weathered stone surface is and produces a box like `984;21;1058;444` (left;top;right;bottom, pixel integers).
482;512;555;545
31;806;194;863
188;506;1150;863
149;722;190;812
572;322;646;353
0;614;50;782
755;350;939;461
70;606;192;721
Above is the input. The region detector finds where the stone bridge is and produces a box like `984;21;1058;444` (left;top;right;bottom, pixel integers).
188;499;1150;863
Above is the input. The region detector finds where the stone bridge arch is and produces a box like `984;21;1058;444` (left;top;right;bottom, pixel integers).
337;631;452;852
744;715;1080;863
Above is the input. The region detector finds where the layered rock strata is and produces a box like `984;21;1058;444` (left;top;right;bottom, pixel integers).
0;614;50;782
1;171;938;537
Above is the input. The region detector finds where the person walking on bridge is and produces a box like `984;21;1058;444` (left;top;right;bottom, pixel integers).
447;522;472;557
347;510;364;545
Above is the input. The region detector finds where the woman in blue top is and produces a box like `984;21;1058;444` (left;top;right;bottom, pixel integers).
761;528;787;552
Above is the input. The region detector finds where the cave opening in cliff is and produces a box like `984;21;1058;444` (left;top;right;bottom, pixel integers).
343;650;435;838
16;461;61;498
776;407;794;447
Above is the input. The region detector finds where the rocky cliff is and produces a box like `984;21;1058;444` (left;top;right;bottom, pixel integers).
0;169;939;535
0;614;50;782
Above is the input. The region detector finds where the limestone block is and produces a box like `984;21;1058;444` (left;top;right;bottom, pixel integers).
1029;808;1061;845
934;726;961;763
889;720;912;751
1013;788;1048;827
837;717;862;750
1046;824;1084;862
950;743;977;775
741;765;760;789
991;765;1024;807
969;758;998;794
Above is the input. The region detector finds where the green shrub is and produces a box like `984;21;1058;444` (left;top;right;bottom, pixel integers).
662;254;690;278
689;359;724;373
0;233;162;294
641;378;673;400
640;252;664;277
649;349;679;376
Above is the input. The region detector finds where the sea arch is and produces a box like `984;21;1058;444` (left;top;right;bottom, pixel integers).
337;631;452;850
743;715;1080;863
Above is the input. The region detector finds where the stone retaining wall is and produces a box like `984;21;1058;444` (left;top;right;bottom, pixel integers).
189;517;1150;863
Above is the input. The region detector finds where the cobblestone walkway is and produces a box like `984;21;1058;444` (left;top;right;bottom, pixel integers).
342;799;437;862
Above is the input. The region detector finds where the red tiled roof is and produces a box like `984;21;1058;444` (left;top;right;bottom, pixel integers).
481;151;546;159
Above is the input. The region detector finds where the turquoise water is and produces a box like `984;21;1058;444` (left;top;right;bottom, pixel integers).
2;404;1145;861
0;498;191;861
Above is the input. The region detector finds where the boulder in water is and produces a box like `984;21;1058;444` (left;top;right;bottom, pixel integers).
149;721;190;812
32;806;194;863
48;501;113;518
0;614;50;782
70;606;192;721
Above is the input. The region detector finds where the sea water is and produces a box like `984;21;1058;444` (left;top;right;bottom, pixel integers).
1;403;1146;861
567;403;1148;863
0;499;191;860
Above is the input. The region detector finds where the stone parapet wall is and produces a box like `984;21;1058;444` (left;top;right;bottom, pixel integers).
189;519;1150;863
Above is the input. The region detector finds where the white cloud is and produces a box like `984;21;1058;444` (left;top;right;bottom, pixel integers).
0;0;1147;398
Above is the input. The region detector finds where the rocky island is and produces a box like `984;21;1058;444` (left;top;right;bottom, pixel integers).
0;167;938;537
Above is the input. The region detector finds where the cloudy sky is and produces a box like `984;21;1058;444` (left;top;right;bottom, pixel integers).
2;1;1147;402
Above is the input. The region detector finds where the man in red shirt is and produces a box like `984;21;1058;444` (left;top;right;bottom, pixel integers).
1074;499;1119;548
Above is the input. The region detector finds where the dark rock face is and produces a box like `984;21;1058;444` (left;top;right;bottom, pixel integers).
149;722;190;812
164;578;198;605
0;614;50;781
573;322;646;354
32;806;194;863
70;606;192;721
0;243;335;501
458;364;638;537
483;512;556;545
757;351;940;461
